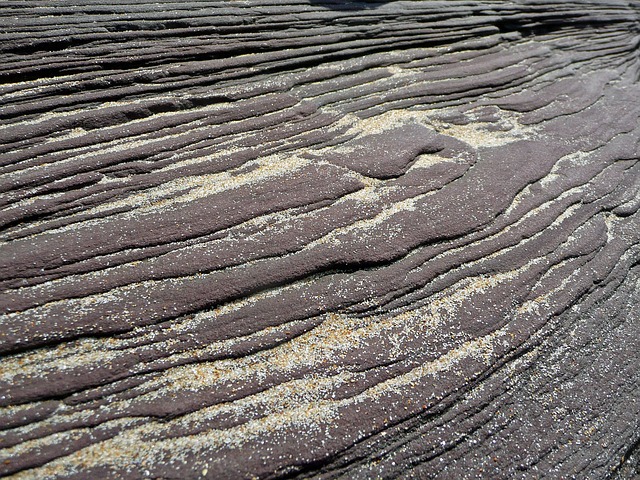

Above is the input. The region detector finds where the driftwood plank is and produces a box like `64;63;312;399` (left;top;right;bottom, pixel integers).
1;1;639;478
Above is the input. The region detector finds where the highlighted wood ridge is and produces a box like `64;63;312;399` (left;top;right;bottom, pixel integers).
1;1;639;478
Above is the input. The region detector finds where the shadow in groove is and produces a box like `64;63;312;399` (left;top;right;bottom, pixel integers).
308;0;392;10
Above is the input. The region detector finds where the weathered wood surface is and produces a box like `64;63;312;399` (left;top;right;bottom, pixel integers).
1;1;639;478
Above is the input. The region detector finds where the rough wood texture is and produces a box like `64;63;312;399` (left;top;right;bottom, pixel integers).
1;1;639;478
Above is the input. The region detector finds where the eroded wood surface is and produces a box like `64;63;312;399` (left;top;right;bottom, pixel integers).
1;1;639;478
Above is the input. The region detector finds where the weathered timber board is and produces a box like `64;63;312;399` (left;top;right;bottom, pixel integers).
0;1;639;478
